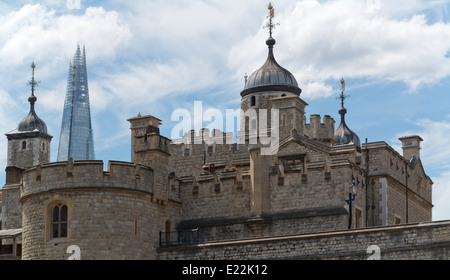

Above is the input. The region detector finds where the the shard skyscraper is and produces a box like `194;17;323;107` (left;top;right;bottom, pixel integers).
57;45;95;161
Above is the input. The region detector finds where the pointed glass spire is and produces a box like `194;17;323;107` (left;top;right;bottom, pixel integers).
57;45;95;161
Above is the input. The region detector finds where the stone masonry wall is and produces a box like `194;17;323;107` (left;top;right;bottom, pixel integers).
157;220;450;260
0;184;21;230
21;189;181;260
20;160;182;260
21;160;154;198
363;142;433;226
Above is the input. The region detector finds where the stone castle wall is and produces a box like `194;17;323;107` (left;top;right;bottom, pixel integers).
167;129;365;239
20;160;181;260
21;160;154;197
1;184;21;230
157;220;450;260
363;142;433;226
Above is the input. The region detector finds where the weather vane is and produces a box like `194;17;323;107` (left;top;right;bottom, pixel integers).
27;62;40;96
265;2;280;37
337;77;350;108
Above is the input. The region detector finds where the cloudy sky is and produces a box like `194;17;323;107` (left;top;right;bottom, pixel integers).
1;0;450;221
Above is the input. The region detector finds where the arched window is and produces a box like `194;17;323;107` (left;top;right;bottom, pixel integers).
42;142;45;151
52;204;68;238
22;141;26;150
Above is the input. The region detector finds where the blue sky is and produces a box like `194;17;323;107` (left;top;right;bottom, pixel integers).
1;0;450;221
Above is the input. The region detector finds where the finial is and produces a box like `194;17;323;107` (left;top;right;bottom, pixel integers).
27;61;40;105
244;73;248;84
340;77;345;93
31;62;36;78
337;77;350;110
265;2;279;39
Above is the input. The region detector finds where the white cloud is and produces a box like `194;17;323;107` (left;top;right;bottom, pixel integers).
94;58;223;114
432;170;450;221
0;4;132;67
229;0;450;98
301;81;334;99
407;119;450;169
0;89;20;175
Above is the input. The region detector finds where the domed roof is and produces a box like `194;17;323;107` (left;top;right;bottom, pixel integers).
240;37;302;97
334;107;360;147
17;99;48;133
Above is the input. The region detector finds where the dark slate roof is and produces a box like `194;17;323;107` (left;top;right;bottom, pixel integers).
334;107;360;147
17;95;48;134
241;37;301;97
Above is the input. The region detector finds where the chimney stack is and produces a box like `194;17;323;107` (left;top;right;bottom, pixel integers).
399;135;423;161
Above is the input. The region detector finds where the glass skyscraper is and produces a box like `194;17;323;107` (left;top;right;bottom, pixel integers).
57;45;95;161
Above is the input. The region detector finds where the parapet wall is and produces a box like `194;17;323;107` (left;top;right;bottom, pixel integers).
21;160;154;200
172;128;237;146
304;114;335;142
157;220;450;260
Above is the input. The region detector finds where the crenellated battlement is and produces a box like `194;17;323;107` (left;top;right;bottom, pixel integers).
20;160;154;200
304;114;335;144
171;128;236;146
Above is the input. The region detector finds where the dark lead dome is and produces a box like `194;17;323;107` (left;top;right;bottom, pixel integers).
241;37;301;97
17;102;48;134
334;107;360;147
17;62;48;134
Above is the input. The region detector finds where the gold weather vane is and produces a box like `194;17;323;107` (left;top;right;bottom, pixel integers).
265;2;279;37
337;77;350;108
27;62;40;96
31;62;35;77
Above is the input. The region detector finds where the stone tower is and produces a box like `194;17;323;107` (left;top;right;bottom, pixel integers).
239;3;305;217
128;114;171;203
3;62;52;230
240;3;304;147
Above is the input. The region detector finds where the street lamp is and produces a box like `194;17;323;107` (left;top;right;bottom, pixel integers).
345;180;358;229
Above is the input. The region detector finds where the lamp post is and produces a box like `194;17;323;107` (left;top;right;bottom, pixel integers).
345;180;358;229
